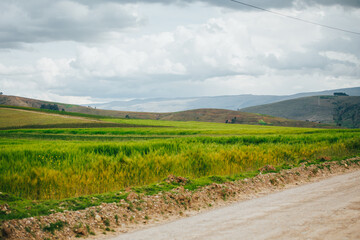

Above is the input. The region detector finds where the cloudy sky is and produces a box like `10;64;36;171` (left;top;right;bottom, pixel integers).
0;0;359;104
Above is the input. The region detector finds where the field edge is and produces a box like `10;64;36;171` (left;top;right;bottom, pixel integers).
1;157;359;240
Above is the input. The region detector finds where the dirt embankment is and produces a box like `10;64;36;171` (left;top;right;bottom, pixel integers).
109;167;360;240
1;158;360;240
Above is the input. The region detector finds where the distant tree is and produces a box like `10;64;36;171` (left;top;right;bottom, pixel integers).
40;104;59;111
334;92;348;96
61;109;65;112
0;92;3;95
125;115;130;119
225;120;229;123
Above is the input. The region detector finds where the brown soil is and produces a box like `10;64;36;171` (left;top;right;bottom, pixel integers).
1;158;359;240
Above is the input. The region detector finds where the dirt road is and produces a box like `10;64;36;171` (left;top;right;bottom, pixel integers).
108;170;360;240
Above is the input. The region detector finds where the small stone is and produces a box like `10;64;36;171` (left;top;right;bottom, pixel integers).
0;204;11;214
259;165;276;173
74;227;87;236
95;214;102;222
127;192;138;201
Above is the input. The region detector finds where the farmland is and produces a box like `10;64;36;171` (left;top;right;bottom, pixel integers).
0;106;360;221
0;107;95;129
0;95;333;128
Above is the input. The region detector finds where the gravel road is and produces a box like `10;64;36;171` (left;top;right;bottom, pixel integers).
108;170;360;240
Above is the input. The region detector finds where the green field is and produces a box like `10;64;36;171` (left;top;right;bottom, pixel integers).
0;107;360;220
0;108;96;129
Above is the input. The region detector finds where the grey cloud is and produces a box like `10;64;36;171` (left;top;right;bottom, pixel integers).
92;0;360;9
51;76;160;99
0;1;142;49
300;0;360;8
1;0;358;49
264;52;329;70
262;49;360;79
211;0;360;8
314;36;360;56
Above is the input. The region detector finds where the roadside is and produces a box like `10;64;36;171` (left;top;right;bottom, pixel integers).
106;170;360;240
1;157;360;240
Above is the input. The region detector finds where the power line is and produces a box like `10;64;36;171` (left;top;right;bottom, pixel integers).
229;0;360;35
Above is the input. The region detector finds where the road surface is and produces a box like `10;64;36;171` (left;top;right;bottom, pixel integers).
107;170;360;240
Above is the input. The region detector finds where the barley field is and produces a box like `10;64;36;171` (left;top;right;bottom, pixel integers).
1;108;359;200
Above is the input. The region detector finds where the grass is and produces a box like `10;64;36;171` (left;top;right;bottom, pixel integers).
0;107;154;130
0;106;359;223
42;220;67;234
1;157;359;223
1;132;359;200
0;105;111;119
0;108;94;129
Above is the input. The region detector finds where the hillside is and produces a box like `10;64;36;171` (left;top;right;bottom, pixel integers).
0;107;94;129
0;107;149;130
92;87;360;112
0;95;329;128
242;96;360;128
157;108;325;128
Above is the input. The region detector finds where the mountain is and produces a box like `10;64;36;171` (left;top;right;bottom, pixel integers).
92;87;360;112
241;96;360;128
92;95;284;113
0;95;331;128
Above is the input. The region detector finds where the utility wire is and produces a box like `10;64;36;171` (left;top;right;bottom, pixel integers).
229;0;360;35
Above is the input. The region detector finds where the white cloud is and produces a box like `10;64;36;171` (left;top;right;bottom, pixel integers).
68;6;359;81
0;1;359;103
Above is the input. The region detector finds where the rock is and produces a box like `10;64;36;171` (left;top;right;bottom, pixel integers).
95;214;102;222
74;227;87;236
0;203;11;214
259;165;276;173
165;175;188;185
127;192;138;201
2;225;12;237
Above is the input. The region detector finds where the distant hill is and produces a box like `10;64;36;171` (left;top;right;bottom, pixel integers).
150;108;328;128
242;96;360;128
0;95;331;128
92;87;360;112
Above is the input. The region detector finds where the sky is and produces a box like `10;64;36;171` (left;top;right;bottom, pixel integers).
0;0;359;104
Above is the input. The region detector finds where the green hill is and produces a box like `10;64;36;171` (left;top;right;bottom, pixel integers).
0;94;331;128
242;96;360;128
157;108;327;128
0;107;151;130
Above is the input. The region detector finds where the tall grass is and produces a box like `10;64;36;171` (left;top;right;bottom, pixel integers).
1;133;359;200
